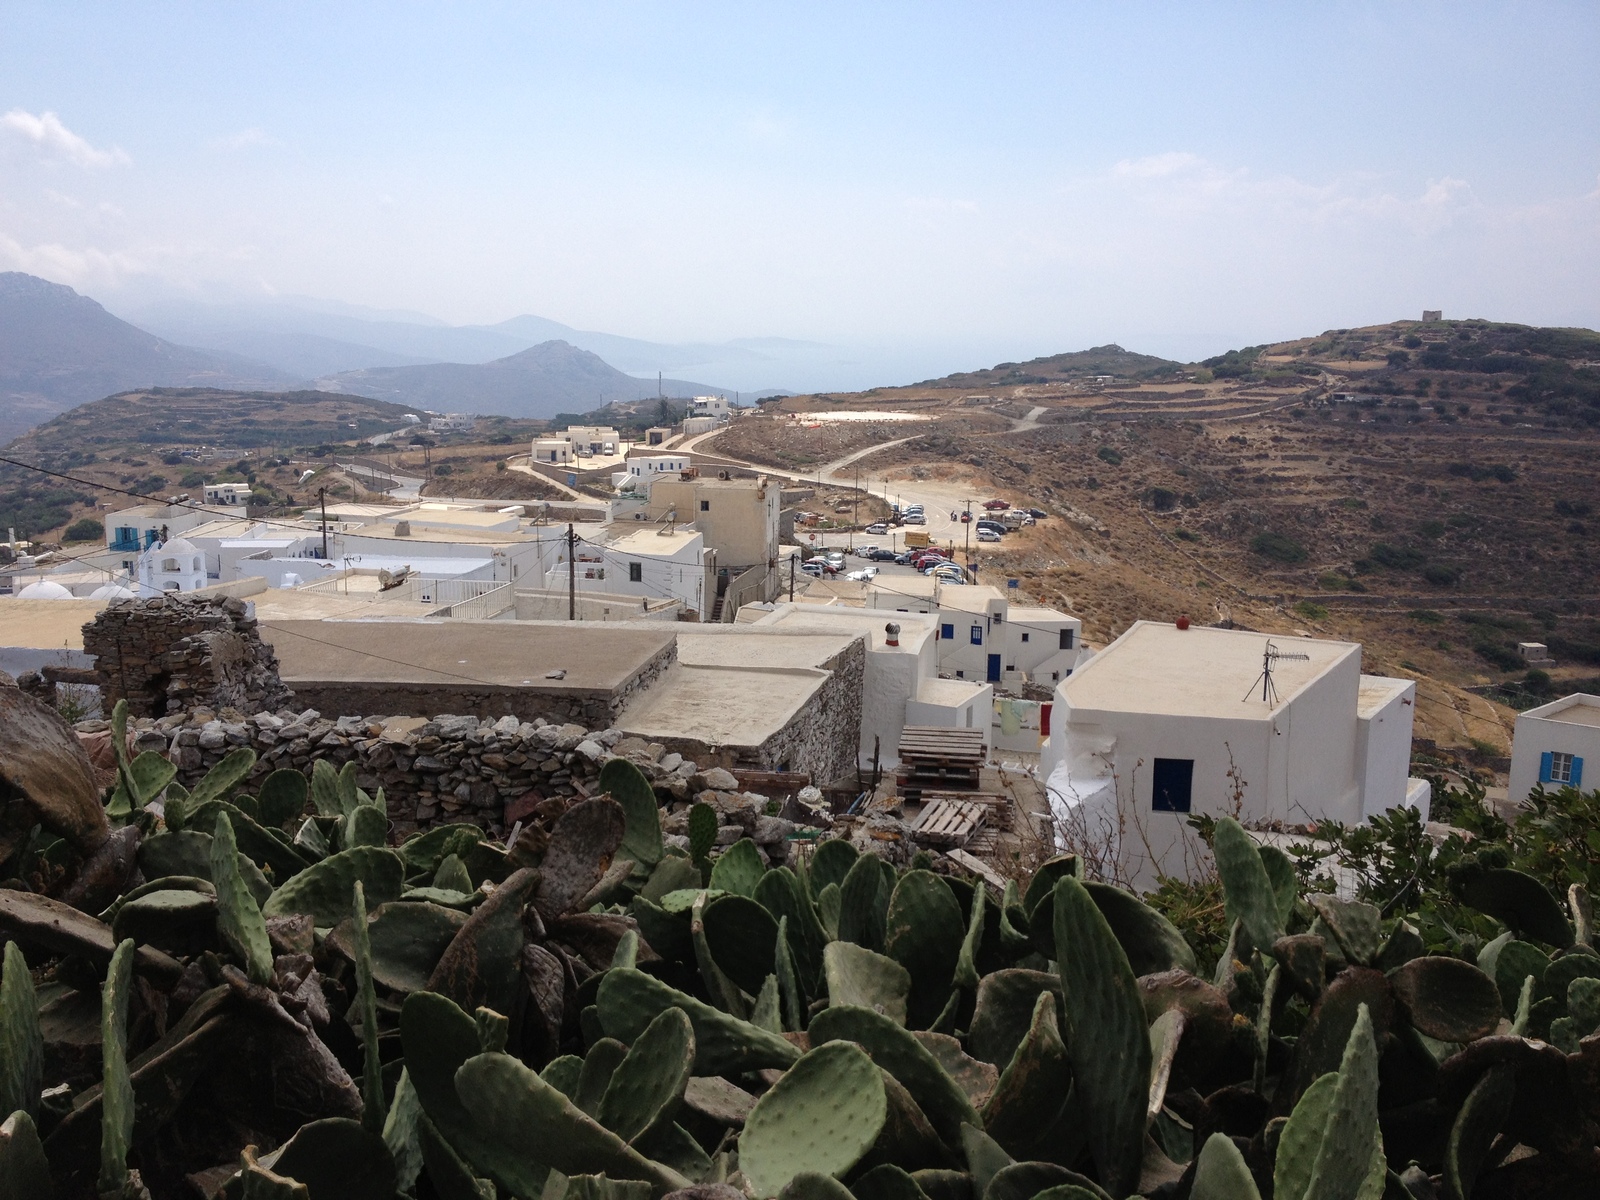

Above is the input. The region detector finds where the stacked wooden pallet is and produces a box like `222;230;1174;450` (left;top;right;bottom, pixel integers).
896;726;986;793
910;798;988;849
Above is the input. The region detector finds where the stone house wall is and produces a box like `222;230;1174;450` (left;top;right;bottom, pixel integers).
83;595;294;719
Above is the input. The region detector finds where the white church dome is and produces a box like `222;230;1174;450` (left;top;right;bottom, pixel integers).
89;583;139;600
16;580;74;600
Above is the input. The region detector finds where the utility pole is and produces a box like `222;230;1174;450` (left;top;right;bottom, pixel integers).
318;487;328;559
567;523;577;620
789;553;795;601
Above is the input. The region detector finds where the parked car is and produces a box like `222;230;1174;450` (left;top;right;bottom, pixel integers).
894;551;921;565
864;523;888;535
799;562;824;578
825;550;845;565
845;567;879;582
805;557;839;576
928;565;968;582
1026;508;1048;519
976;520;1006;535
868;548;899;562
959;511;972;522
982;498;1009;510
912;553;948;570
977;528;1002;542
854;545;878;557
902;513;926;525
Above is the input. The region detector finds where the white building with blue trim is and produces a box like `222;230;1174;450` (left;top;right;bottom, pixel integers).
1508;693;1598;803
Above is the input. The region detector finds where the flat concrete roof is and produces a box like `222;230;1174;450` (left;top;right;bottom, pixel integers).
607;528;702;556
916;678;990;706
1009;605;1076;625
619;663;824;748
0;599;105;650
937;584;1006;613
1060;620;1357;718
1523;693;1600;728
746;604;935;654
251;591;442;622
1357;674;1413;718
261;619;675;692
678;627;859;670
870;575;937;599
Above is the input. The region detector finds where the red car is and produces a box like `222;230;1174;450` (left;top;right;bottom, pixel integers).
912;553;949;570
982;498;1009;510
959;511;972;522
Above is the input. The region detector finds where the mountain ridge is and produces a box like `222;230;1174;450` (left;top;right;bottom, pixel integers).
0;273;293;445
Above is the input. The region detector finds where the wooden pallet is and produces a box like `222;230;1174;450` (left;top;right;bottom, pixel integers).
898;726;987;792
910;798;988;849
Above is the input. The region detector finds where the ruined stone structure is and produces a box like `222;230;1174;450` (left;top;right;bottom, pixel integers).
82;595;294;719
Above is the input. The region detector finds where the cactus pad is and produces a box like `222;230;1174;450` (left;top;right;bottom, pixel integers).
809;1004;979;1146
708;838;765;899
822;940;911;1024
1192;1133;1262;1200
601;757;665;870
738;1040;887;1198
967;970;1063;1068
426;867;539;1016
597;967;799;1075
597;1008;695;1141
1387;955;1501;1043
1081;881;1197;976
1213;817;1282;955
979;991;1071;1156
454;1051;689;1194
261;846;405;928
836;851;888;952
885;870;965;1030
1;940;43;1122
1052;877;1147;1198
211;813;275;985
701;893;779;996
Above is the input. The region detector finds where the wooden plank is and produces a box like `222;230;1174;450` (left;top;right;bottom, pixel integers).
947;849;1007;890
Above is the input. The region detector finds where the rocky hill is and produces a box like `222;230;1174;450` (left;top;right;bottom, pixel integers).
316;339;724;418
0;273;290;445
924;343;1184;388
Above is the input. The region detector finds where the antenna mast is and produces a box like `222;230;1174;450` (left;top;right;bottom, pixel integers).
1245;638;1311;705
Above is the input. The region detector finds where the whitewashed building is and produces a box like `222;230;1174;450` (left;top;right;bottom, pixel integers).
138;538;207;594
934;585;1088;686
1508;693;1600;802
548;527;710;619
1040;621;1427;889
628;454;691;481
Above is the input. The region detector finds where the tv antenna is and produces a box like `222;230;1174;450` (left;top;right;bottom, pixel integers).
1245;638;1311;705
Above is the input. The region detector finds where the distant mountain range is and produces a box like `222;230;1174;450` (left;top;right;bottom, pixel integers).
115;293;815;395
0;273;292;446
315;339;722;418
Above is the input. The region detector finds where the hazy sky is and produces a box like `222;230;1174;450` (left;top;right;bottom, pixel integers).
2;2;1597;368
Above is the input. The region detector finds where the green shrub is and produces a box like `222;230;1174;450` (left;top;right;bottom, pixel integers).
1423;564;1461;586
1096;445;1123;466
62;517;104;543
1474;640;1524;671
1145;486;1177;511
1407;609;1445;624
1250;531;1306;563
1293;600;1328;620
1369;542;1426;570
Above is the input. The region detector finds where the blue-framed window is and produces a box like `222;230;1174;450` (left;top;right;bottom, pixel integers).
1540;751;1584;788
941;623;954;640
970;625;983;645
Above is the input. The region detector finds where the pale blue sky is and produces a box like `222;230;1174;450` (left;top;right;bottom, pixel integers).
2;2;1596;374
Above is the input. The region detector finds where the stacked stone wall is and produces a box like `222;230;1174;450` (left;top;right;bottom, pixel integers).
83;595;294;719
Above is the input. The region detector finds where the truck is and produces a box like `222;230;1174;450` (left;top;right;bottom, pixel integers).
904;531;931;548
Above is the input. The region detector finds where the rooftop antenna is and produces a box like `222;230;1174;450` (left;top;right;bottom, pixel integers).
1245;638;1311;705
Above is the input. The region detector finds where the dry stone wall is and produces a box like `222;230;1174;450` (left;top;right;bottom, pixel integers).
96;704;817;860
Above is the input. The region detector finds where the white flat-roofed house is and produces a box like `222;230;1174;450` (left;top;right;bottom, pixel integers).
203;482;248;507
934;585;1088;687
565;426;621;456
532;437;573;465
1040;621;1426;889
689;395;733;420
628;454;690;480
548;526;710;620
138;537;207;594
1508;694;1600;803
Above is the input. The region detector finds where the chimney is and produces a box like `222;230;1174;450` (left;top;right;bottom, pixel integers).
884;622;900;647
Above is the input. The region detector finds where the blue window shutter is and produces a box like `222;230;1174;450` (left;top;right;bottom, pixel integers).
1573;757;1585;789
1539;751;1553;783
941;623;953;640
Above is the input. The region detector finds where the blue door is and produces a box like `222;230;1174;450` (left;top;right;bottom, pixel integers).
987;654;1001;682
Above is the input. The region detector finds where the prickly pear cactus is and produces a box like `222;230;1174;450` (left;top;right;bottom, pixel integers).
211;813;274;985
0;940;42;1122
98;938;136;1197
738;1040;887;1197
